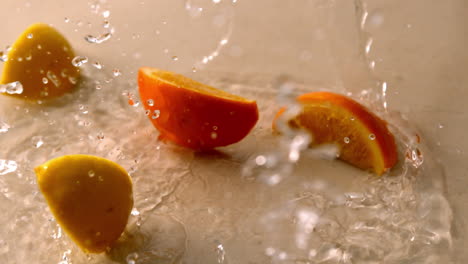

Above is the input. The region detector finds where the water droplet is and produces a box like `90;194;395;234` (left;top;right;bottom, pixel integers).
42;77;48;84
172;56;178;61
152;110;160;119
88;170;95;177
211;132;218;139
47;71;61;87
192;67;197;72
97;132;104;140
216;243;225;263
17;57;23;62
369;134;376;140
102;10;110;18
0;160;18;175
0;121;10;133
145;110;150;116
26;33;33;39
365;38;373;54
84;33;112;44
64;17;70;23
131;208;140;216
92;61;103;69
212;126;218;130
220;38;228;46
0;81;23;94
265;247;275;256
255;155;266;166
0;51;7;62
72;56;88;67
213;0;221;3
103;20;110;28
32;136;44;148
69;76;78;85
146;99;154;106
438;123;444;129
37;44;42;50
126;252;139;264
95;84;102;90
25;54;32;60
344;137;350;144
112;68;121;77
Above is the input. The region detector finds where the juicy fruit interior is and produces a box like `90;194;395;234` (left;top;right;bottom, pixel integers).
293;103;386;174
1;23;79;100
144;68;252;102
35;155;133;253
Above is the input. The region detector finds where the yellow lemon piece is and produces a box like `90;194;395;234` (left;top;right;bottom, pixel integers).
1;23;80;100
35;155;133;253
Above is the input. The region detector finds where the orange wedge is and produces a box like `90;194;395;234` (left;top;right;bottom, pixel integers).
273;91;397;175
138;67;259;150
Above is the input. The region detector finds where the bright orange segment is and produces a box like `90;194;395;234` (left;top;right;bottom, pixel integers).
274;91;397;175
138;67;259;150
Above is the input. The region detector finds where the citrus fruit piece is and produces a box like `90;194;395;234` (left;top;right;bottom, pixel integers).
138;67;259;150
1;23;80;100
273;91;397;175
35;155;133;253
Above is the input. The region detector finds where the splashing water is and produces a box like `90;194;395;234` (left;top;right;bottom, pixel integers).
0;81;23;94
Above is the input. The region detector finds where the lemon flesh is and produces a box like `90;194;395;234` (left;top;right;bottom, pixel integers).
35;155;133;253
1;23;80;100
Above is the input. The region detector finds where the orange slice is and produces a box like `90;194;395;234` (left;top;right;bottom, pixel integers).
1;23;80;100
273;91;397;175
138;67;259;150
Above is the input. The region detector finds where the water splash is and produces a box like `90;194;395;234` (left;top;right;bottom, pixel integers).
71;56;88;67
0;81;23;94
0;160;18;175
84;33;112;44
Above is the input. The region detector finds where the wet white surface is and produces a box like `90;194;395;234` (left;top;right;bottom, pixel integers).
1;0;467;263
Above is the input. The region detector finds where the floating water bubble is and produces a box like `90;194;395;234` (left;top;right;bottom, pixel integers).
64;17;70;23
213;126;218;130
344;137;350;144
211;132;218;139
151;110;160;119
126;252;139;264
365;38;373;54
172;56;178;61
84;32;112;44
72;56;88;67
255;155;267;166
0;160;17;175
0;51;7;62
103;20;110;28
88;170;95;177
0;81;23;94
32;136;44;148
369;133;376;140
92;61;103;69
213;0;221;3
216;243;226;263
47;71;61;87
145;109;150;116
0;121;10;133
192;67;197;72
146;99;154;106
102;10;110;18
112;68;121;77
26;33;33;39
42;77;48;84
97;132;104;140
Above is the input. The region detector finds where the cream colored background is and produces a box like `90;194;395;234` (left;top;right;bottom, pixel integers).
1;0;467;262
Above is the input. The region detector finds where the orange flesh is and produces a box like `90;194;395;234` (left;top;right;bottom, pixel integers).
276;92;397;175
